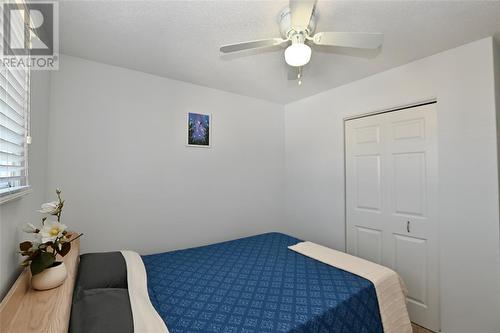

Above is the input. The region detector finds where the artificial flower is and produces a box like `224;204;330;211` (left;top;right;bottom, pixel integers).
37;201;61;215
39;221;67;243
19;189;82;276
29;241;41;252
22;223;38;233
33;232;42;243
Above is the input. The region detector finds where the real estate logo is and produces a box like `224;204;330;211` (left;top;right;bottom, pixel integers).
1;1;59;70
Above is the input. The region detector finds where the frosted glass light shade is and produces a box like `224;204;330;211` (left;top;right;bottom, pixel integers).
284;43;311;67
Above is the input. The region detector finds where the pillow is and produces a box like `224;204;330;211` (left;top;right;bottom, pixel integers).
74;252;127;292
69;288;133;333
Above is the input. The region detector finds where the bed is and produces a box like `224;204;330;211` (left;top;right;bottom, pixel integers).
70;233;411;333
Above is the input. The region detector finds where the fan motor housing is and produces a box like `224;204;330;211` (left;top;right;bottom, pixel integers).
278;6;317;38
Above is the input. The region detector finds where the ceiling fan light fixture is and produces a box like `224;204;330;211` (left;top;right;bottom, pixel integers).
284;42;311;67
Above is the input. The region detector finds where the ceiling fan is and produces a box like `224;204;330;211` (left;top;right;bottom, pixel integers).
220;0;383;85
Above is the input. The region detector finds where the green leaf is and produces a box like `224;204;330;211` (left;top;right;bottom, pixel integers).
19;241;32;251
30;252;55;275
30;255;43;275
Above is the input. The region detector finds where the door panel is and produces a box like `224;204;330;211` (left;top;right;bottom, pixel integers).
355;226;383;264
393;152;426;217
355;125;380;144
355;154;382;211
392;118;425;141
394;234;427;305
345;103;439;332
346;119;385;257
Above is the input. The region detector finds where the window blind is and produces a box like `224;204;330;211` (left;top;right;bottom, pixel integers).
0;9;30;197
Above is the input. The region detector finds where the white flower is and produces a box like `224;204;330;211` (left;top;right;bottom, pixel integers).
29;240;41;251
33;232;42;242
22;223;38;233
40;221;67;243
37;201;60;215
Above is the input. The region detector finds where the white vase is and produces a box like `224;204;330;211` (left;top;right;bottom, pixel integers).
31;261;67;290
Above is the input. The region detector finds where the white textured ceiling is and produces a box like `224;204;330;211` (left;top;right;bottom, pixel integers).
59;0;500;104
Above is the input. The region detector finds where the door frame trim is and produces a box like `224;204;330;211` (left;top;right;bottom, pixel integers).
342;99;437;252
343;100;437;122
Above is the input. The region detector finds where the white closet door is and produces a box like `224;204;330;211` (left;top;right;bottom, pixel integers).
345;103;439;332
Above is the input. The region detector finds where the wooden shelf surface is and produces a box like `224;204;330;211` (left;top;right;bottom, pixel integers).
0;239;80;333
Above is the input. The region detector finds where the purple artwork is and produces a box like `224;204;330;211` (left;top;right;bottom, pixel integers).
187;112;210;147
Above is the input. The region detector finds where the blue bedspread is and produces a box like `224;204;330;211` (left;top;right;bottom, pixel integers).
142;233;383;333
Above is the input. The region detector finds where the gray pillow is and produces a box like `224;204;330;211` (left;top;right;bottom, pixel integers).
69;288;133;333
74;252;127;293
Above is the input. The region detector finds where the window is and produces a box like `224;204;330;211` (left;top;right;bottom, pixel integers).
0;14;30;199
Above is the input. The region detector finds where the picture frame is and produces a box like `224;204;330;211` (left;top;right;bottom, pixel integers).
186;112;211;148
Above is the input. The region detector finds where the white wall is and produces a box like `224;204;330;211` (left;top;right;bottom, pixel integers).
0;71;51;299
46;55;285;255
284;37;500;333
495;42;500;328
495;37;500;259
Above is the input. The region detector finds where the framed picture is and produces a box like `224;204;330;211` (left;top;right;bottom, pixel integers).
186;112;211;148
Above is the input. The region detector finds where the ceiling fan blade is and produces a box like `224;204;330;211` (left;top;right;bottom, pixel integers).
220;38;287;53
312;32;384;49
290;0;316;31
